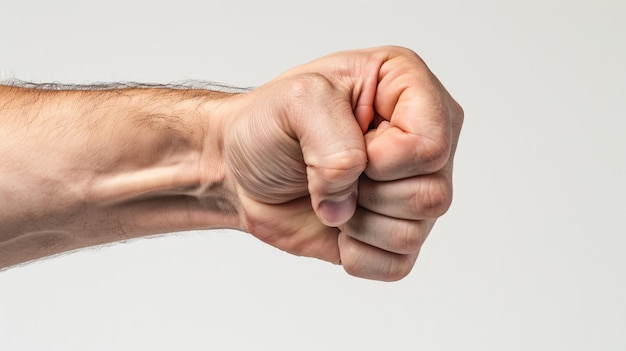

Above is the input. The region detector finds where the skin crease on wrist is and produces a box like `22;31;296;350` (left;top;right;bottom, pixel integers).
0;46;463;281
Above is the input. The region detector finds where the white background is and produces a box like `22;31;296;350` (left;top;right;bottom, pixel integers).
1;0;625;350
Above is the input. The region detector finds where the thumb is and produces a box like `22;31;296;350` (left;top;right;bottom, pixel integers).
288;74;367;227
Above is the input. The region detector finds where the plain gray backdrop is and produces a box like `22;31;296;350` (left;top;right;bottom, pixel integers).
1;0;624;350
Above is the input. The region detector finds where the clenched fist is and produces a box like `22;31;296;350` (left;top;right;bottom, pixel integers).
223;46;463;280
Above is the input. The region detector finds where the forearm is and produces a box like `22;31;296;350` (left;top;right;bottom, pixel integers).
0;85;241;268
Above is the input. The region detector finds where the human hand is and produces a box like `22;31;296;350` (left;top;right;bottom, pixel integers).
223;46;463;281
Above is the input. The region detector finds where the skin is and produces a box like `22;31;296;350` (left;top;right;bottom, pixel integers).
0;46;463;281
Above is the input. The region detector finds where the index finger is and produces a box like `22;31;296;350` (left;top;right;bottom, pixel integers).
364;48;457;181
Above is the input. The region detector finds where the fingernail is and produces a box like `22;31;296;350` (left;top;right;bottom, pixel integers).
318;192;357;227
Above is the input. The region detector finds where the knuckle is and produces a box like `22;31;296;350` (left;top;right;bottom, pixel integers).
383;258;413;282
392;222;422;254
413;176;452;217
415;132;451;172
385;45;425;65
319;148;368;177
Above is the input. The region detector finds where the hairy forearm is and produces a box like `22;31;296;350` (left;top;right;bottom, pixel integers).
0;84;241;268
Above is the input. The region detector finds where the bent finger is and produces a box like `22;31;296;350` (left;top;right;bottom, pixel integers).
366;51;463;181
357;171;453;220
338;232;419;282
339;207;435;255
